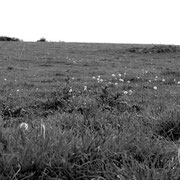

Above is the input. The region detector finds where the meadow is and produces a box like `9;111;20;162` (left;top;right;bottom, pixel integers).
0;41;180;179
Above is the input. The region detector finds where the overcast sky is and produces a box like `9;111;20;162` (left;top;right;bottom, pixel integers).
1;0;180;44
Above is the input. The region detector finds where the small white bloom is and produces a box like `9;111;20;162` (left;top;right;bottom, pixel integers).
123;91;128;95
129;90;133;95
92;76;96;79
4;78;7;81
118;74;122;77
115;82;118;86
84;86;87;91
155;76;158;79
178;81;180;84
162;79;165;82
145;71;148;73
20;122;29;131
112;74;115;77
17;89;20;92
69;88;73;93
149;80;152;83
153;86;157;90
119;78;124;82
72;77;75;80
137;76;140;79
127;80;130;83
100;79;103;82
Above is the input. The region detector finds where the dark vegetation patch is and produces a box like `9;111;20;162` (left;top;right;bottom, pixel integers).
128;45;180;54
0;36;20;42
161;70;180;77
155;110;180;141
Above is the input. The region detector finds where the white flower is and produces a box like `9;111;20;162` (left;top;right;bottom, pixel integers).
118;74;122;77
129;90;133;95
123;91;128;95
149;80;152;83
72;77;75;80
4;78;7;81
100;79;103;82
69;88;73;93
84;86;87;91
178;81;180;84
162;79;165;82
19;122;29;131
119;78;124;82
115;82;118;86
92;76;96;79
112;74;115;77
17;89;20;92
153;86;157;90
127;80;130;83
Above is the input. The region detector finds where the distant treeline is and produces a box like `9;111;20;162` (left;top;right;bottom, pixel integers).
0;36;20;42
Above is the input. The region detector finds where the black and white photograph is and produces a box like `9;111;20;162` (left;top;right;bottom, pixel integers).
0;0;180;179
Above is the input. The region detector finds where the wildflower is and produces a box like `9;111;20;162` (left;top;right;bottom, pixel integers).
72;77;75;80
4;78;7;81
100;79;103;82
92;76;96;79
17;89;20;92
153;86;157;90
149;80;152;83
178;81;180;84
84;86;87;91
118;74;122;77
137;76;140;79
119;78;124;82
115;82;118;86
162;79;165;82
155;76;158;79
127;80;130;83
19;122;29;131
129;90;133;95
123;91;128;95
69;88;73;93
145;71;148;73
112;74;115;77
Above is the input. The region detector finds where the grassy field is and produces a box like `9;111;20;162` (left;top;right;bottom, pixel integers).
0;41;180;179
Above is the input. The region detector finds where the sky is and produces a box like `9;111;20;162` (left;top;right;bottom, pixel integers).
1;0;180;44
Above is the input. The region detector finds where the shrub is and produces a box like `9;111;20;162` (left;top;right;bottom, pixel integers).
37;37;47;42
0;36;20;41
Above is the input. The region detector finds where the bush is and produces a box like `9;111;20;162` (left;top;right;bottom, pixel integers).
0;36;20;41
37;37;47;42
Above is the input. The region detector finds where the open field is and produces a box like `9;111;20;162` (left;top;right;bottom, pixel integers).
0;42;180;179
